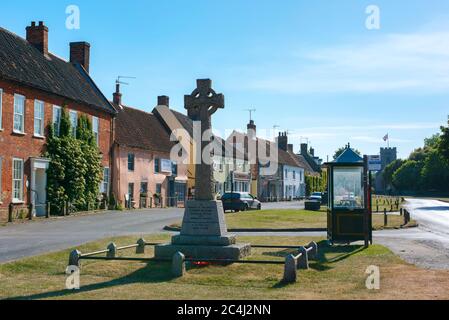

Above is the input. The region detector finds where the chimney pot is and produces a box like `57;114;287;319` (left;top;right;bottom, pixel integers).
70;42;91;73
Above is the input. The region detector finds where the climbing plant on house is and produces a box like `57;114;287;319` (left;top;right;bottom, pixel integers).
45;108;102;215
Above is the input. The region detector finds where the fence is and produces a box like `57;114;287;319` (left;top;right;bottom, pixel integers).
68;240;319;284
372;195;403;213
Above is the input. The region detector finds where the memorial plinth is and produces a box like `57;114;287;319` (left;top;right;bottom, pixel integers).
154;79;251;260
155;200;251;260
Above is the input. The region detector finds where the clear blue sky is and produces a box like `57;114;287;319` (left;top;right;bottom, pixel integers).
2;0;449;160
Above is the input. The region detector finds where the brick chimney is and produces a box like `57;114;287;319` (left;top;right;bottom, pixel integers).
70;42;91;73
158;95;169;107
26;21;48;55
288;144;294;153
310;147;315;157
300;143;308;155
277;132;288;151
247;120;256;140
113;83;122;106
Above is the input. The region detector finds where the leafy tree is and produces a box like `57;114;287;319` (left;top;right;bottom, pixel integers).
421;149;449;192
438;117;449;163
333;146;361;160
392;160;423;192
383;159;404;190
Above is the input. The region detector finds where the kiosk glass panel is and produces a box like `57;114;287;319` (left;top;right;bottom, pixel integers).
333;167;364;210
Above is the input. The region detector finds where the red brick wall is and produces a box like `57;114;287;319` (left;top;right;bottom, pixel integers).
0;79;113;221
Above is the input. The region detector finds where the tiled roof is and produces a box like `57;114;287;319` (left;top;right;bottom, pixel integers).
293;154;317;175
228;131;305;168
0;27;116;114
169;109;246;160
115;106;175;153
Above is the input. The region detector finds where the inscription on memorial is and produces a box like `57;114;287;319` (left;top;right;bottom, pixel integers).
181;201;227;236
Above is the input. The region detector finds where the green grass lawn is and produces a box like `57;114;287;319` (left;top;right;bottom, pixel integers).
169;209;417;231
1;234;448;300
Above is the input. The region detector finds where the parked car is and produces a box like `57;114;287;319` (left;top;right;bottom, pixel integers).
309;192;323;203
221;192;262;212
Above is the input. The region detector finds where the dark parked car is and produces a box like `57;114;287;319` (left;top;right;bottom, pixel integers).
221;192;262;212
309;192;323;203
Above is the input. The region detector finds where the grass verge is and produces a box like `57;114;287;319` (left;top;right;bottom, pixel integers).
1;234;448;300
168;209;417;231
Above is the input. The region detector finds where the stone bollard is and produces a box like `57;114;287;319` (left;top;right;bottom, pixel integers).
69;249;82;268
8;203;14;223
384;208;388;227
172;252;186;278
283;254;297;283
28;203;33;220
307;241;318;260
297;247;309;270
107;243;117;258
136;238;146;254
46;202;51;218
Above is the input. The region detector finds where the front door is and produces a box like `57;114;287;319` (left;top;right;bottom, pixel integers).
30;158;50;217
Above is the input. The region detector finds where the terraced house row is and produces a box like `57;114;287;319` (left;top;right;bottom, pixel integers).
0;22;322;222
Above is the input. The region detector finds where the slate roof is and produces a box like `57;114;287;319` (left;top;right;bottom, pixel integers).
115;106;175;153
0;27;116;114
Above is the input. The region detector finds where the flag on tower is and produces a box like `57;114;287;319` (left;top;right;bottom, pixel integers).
383;134;389;142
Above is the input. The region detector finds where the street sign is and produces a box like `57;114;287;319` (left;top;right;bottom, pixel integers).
367;155;382;171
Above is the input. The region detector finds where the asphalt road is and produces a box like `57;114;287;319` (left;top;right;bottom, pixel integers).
0;201;304;264
403;198;449;237
1;199;448;269
0;208;184;263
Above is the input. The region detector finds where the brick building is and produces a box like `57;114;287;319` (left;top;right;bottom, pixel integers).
0;22;117;221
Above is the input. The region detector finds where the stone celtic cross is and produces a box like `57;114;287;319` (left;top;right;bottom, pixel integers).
185;79;224;201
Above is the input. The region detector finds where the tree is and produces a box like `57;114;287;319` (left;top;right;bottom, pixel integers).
421;149;449;192
383;159;404;190
333;146;361;160
392;160;423;192
438;117;449;163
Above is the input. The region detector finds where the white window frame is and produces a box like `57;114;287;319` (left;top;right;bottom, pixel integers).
34;100;45;137
12;158;24;203
69;110;78;137
101;167;110;194
0;88;3;130
53;105;62;136
13;94;25;134
92;116;99;146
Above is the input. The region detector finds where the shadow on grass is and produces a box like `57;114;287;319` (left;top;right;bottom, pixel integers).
8;242;370;298
308;241;366;272
6;260;175;300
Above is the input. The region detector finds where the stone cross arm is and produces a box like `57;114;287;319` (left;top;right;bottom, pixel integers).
184;79;225;117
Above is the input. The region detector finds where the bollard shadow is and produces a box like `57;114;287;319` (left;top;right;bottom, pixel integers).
6;259;175;300
308;241;366;271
